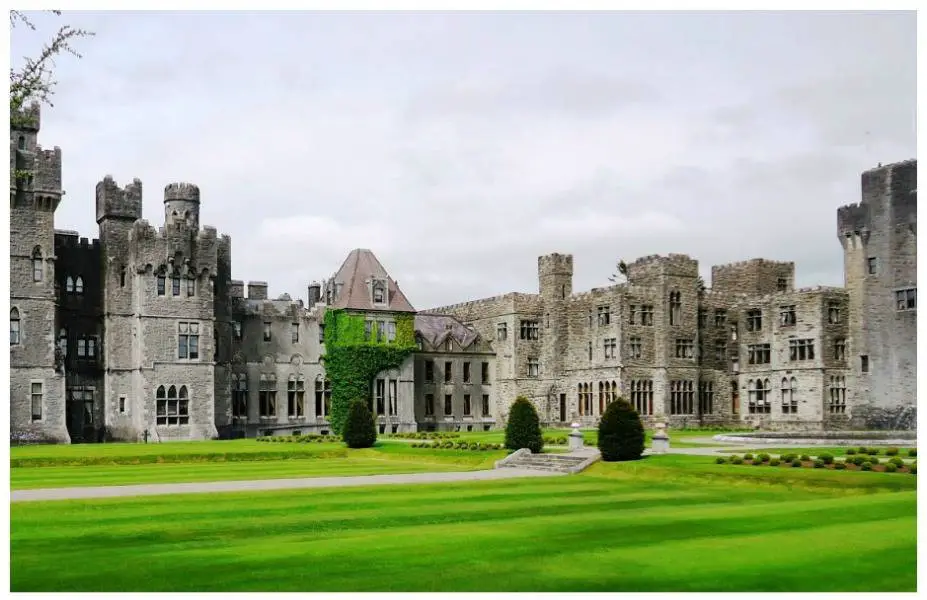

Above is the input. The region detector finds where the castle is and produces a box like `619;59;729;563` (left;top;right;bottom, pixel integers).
10;105;917;443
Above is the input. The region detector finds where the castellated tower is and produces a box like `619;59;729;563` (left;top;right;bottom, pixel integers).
9;103;69;442
538;253;573;378
97;178;220;441
838;159;917;428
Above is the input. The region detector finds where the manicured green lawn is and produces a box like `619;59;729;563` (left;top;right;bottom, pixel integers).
450;427;741;448
741;446;916;457
10;441;505;490
10;455;915;593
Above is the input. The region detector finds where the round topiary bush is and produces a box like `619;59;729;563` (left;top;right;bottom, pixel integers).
715;457;727;464
867;448;880;456
846;448;856;455
852;455;867;466
757;453;770;462
505;396;544;454
819;453;834;465
596;397;645;462
753;458;765;466
910;463;917;475
860;462;873;471
731;456;744;465
813;459;825;469
890;457;905;468
884;463;898;473
908;449;917;458
885;447;899;456
743;453;754;461
769;458;781;466
800;454;811;462
834;461;847;470
342;399;377;449
868;457;880;466
791;459;802;468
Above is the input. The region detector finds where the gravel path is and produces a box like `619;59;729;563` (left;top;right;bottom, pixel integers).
11;467;563;503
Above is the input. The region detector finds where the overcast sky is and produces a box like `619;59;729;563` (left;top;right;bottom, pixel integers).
12;10;916;309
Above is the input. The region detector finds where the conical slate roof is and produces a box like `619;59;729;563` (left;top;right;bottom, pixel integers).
329;248;416;313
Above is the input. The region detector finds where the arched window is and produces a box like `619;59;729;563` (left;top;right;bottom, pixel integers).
66;276;75;293
577;383;583;416
32;247;43;282
782;377;798;414
156;385;166;399
10;308;21;345
179;385;188;399
168;385;177;399
75;276;84;294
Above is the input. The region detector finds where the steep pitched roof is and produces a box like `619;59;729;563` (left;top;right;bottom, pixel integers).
414;313;481;349
329;248;416;313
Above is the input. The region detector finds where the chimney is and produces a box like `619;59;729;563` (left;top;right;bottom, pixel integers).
307;281;322;309
229;280;245;299
247;281;268;300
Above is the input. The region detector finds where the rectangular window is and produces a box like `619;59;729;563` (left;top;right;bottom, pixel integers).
628;304;637;325
444;361;452;383
714;309;726;327
375;378;385;415
748;380;772;414
463;362;471;383
33;258;43;282
519;320;539;340
482;394;490;416
31;382;42;421
697;309;708;329
827;301;842;323
834;338;846;362
674;338;694;359
604;337;617;359
867;257;878;275
157;275;166;296
172;276;181;296
861;355;869;373
425;393;435;416
828;375;847;414
186;278;195;297
496;322;507;341
747;344;771;365
263;322;272;342
364;320;372;341
628;336;642;359
156;395;190;426
377;320;386;343
669;292;681;326
178;322;200;360
233;375;248;419
319;324;325;344
588;341;593;361
895;288;916;311
288;378;305;418
259;375;277;418
527;357;539;377
424;360;434;383
388;379;397;416
746;309;762;332
597;306;610;326
291;323;299;343
669;380;694;415
777;277;788;292
481;362;489;383
698;381;714;415
78;338;87;357
779;305;796;327
10;315;20;345
233;321;242;340
444;394;453;416
387;321;396;342
463;394;472;416
640;305;654;326
313;378;331;418
788;339;815;361
714;339;726;361
119;396;127;414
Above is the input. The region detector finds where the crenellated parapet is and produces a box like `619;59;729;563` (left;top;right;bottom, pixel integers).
96;175;143;223
627;253;699;283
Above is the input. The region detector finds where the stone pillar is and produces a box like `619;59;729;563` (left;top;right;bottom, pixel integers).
568;421;584;451
651;419;670;454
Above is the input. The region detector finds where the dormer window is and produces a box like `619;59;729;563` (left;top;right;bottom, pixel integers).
372;281;386;304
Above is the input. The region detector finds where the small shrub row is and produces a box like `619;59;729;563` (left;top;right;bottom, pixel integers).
256;434;341;443
387;432;461;440
715;453;916;475
543;436;569;445
410;441;504;451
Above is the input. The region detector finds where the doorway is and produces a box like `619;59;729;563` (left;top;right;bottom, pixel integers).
66;388;96;443
559;394;567;423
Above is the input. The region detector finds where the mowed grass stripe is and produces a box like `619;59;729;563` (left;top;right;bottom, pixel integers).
11;481;913;593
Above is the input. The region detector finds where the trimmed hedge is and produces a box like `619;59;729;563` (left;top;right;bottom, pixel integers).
387;432;461;440
343;399;377;449
505;396;544;454
409;441;504;451
257;434;341;443
597;397;645;462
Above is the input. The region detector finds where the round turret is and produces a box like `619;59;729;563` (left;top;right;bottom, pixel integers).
164;182;200;229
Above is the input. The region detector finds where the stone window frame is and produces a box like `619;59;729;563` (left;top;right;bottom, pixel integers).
780;377;798;414
30;380;43;422
444;361;453;383
291;322;300;344
58;327;67;357
118;396;127;414
496;322;507;341
259;374;278;418
463;362;471;383
697;309;708;329
527;357;539;378
827;301;842;324
10;307;21;345
640;305;654;326
372;281;386;305
828;375;846;414
31;246;43;283
778;305;796;327
375;378;386;416
745;309;762;332
314;376;331;418
66;276;75;293
481;361;490;384
233;321;243;340
177;321;200;361
603;337;618;359
186;277;196;297
747;378;771;414
747;343;771;365
776;277;788;292
77;335;98;360
597;305;610;327
628;336;642;360
155;385;190;426
833;338;846;362
895;287;916;311
867;257;878;275
232;373;249;419
628;304;637;325
630;379;653;416
674;338;694;360
713;339;726;362
424;359;434;383
519;319;539;340
668;291;682;326
424;393;435;416
481;394;490;417
669;380;694;415
714;309;727;327
698;380;714;415
287;375;306;419
73;276;84;295
171;275;182;297
263;321;272;342
388;379;397;416
463;394;472;416
860;355;869;373
577;382;593;416
444;394;453;416
788;339;815;362
587;341;593;361
156;274;166;296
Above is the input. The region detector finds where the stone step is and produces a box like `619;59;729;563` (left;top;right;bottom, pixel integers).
515;456;586;464
500;463;571;472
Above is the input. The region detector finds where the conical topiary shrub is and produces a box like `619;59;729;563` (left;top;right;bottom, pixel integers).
342;399;377;449
504;396;544;454
597;397;645;461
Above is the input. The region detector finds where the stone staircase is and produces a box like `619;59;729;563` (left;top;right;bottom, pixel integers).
494;448;600;474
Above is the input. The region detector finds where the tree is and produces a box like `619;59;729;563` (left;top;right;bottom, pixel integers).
10;10;93;127
342;399;377;449
504;396;544;454
597;397;645;462
608;260;629;284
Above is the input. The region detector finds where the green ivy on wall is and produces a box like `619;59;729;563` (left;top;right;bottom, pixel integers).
322;309;417;434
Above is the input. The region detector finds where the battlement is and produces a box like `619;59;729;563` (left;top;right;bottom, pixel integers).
837;202;870;236
164;182;200;203
229;280;245;298
54;231;100;250
427;292;518;315
11;101;40;132
247;281;269;301
627;253;699;282
96;176;143;223
538;253;573;274
199;226;218;241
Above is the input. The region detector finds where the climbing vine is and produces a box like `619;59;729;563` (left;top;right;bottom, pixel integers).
322;309;416;434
